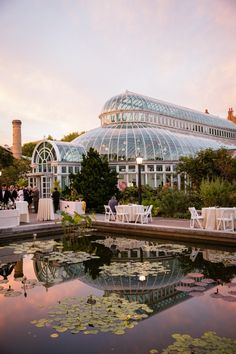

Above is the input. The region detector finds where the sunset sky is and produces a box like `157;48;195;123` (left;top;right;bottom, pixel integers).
1;0;236;145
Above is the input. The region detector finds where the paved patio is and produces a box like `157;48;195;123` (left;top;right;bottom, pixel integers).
0;210;235;246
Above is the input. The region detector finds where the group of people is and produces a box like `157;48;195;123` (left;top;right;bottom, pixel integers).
0;183;61;214
0;184;40;212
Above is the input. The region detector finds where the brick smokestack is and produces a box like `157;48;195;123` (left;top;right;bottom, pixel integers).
227;107;236;124
12;119;22;159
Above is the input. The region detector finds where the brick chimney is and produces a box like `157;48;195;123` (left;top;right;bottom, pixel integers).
227;107;236;124
12;119;22;159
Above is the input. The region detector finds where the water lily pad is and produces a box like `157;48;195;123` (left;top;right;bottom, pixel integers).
50;333;59;338
31;294;152;336
186;272;204;278
4;291;22;297
190;286;206;292
200;278;215;284
210;293;223;298
175;286;193;292
221;295;236;302
189;291;204;297
228;290;236;295
194;281;207;287
181;278;195;284
160;331;236;353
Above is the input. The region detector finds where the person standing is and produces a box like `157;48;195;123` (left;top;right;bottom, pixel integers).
0;184;14;204
51;187;60;213
32;186;39;213
27;187;33;211
9;185;18;201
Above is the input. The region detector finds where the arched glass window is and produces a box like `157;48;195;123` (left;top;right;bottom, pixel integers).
33;141;57;173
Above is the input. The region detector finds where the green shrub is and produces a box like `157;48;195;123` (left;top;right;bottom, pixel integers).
119;186;202;218
200;178;233;207
157;189;189;217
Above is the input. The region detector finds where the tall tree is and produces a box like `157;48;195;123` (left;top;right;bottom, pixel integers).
71;148;118;212
0;146;14;169
61;131;85;142
22;142;37;157
177;148;236;189
1;158;31;185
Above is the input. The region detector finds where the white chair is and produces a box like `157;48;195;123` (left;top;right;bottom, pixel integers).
216;211;234;232
190;248;200;262
135;205;153;224
115;206;129;223
104;205;116;222
188;207;204;229
146;205;153;223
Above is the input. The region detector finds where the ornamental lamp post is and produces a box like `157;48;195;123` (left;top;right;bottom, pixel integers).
136;156;143;205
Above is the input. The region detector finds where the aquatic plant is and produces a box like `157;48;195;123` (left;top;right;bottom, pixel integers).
60;211;96;236
149;331;236;353
31;293;153;336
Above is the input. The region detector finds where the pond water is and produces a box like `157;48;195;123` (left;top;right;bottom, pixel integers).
0;232;236;354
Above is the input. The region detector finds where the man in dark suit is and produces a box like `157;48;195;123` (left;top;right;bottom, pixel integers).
9;185;18;201
0;184;14;204
51;187;60;213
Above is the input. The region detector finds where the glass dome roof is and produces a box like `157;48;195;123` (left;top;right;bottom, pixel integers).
33;140;86;163
101;91;236;130
73;123;236;162
53;142;86;162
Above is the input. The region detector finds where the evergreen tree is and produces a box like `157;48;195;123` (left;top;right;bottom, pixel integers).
71;148;118;212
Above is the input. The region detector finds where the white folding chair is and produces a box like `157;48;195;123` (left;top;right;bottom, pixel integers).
104;205;116;222
115;206;129;223
188;207;204;229
216;210;234;232
135;206;146;224
135;205;153;224
145;205;153;223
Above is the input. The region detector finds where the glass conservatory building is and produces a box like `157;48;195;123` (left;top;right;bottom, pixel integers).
30;91;236;195
29;140;85;197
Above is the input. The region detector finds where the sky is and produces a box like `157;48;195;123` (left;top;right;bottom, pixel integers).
0;0;236;145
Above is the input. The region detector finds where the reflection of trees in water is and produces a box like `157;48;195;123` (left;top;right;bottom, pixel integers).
178;252;236;283
62;235;113;279
0;262;16;279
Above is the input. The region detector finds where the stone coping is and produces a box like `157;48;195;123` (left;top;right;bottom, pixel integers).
0;216;235;247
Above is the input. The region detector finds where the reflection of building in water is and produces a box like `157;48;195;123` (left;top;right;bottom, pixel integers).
33;252;80;288
93;237;189;260
32;246;192;313
203;249;236;267
14;260;24;278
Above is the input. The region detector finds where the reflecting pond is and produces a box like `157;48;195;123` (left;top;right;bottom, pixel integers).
0;233;236;354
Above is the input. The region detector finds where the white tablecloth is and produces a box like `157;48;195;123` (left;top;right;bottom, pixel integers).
37;198;55;221
15;201;29;223
116;205;144;222
202;207;236;230
0;209;20;229
60;201;85;215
